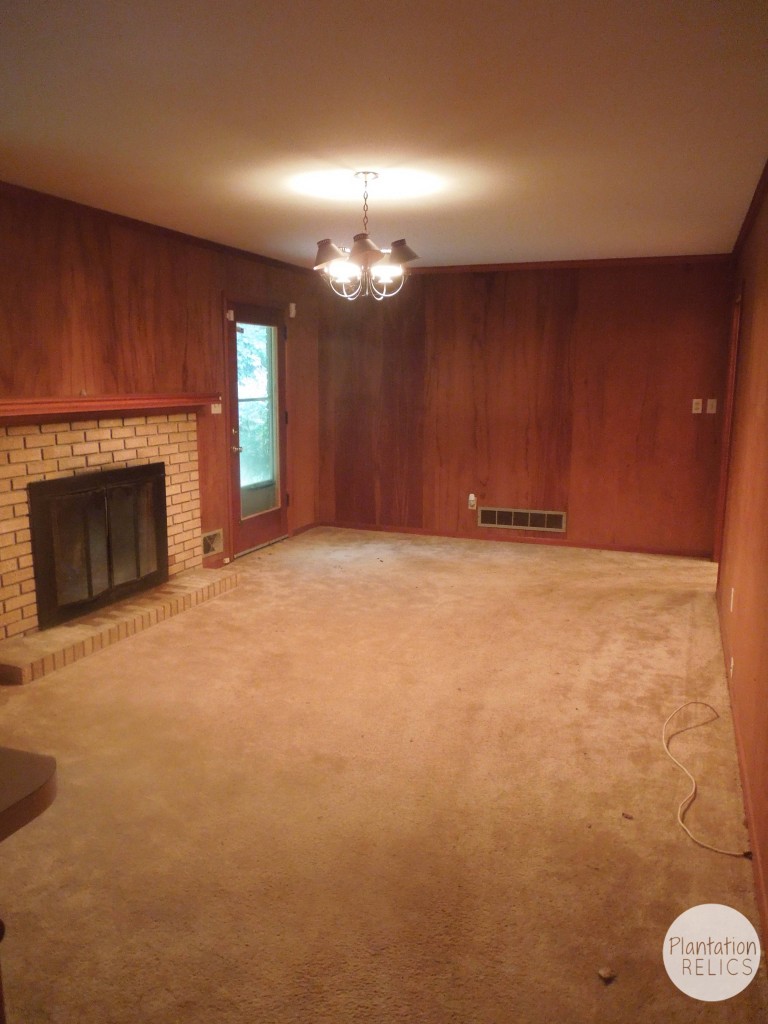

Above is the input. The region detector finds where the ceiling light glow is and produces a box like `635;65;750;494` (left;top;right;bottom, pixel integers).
289;167;443;203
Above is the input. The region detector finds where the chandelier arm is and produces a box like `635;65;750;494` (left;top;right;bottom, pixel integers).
368;272;406;300
329;275;363;301
388;276;406;298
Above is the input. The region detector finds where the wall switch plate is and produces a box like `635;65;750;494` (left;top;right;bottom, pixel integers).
706;398;717;414
692;398;703;414
211;402;222;415
468;493;477;510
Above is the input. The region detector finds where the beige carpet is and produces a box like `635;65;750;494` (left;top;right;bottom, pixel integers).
0;527;765;1023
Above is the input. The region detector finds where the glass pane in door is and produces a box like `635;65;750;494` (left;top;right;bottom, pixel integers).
236;321;279;518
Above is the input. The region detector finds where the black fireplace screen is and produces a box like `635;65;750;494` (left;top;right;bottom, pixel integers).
28;464;169;629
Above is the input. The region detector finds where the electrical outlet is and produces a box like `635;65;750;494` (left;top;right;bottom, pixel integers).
692;398;703;414
468;493;477;510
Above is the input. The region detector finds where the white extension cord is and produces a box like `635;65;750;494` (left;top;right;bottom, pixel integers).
662;700;752;859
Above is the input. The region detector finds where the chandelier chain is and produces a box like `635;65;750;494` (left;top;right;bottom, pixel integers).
362;176;369;233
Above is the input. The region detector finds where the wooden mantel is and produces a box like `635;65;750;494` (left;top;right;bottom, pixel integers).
0;393;222;426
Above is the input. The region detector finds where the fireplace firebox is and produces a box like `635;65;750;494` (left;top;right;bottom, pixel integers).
28;464;169;629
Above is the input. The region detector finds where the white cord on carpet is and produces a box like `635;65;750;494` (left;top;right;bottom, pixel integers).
662;701;751;859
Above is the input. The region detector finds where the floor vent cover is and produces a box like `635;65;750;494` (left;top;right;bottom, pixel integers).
202;529;224;555
478;507;567;533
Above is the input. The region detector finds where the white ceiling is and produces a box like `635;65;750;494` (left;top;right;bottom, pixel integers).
1;1;767;269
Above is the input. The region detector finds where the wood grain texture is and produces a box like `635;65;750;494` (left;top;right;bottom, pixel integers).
283;295;321;535
423;270;576;536
0;183;321;560
713;290;742;563
568;262;732;554
0;182;733;563
0;393;220;425
319;262;731;556
412;253;731;274
319;281;426;529
717;183;768;942
0;186;225;396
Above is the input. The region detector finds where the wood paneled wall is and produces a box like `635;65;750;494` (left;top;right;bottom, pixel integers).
0;183;321;555
320;260;733;556
717;171;768;942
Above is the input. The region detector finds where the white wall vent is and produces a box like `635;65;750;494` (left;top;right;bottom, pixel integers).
478;507;566;533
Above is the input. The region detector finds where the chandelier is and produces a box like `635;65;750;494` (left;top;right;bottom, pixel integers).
314;172;419;301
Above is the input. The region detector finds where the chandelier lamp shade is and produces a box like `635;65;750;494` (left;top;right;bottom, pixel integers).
314;172;419;300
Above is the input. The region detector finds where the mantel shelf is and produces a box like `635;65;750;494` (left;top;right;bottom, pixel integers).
0;393;222;425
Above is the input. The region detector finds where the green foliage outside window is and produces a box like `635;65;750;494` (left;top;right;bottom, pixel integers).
237;323;275;487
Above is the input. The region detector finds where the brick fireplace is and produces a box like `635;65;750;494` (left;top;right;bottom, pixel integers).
0;413;203;641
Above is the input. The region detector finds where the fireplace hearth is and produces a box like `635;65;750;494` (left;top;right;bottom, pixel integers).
28;464;169;629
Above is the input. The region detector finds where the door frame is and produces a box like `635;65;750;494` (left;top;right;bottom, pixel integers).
225;301;288;557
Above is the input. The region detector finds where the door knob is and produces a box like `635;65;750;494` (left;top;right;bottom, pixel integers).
231;445;243;453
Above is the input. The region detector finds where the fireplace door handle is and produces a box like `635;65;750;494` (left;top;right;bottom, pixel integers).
231;445;243;453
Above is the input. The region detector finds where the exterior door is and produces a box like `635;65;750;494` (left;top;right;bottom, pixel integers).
227;303;288;556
